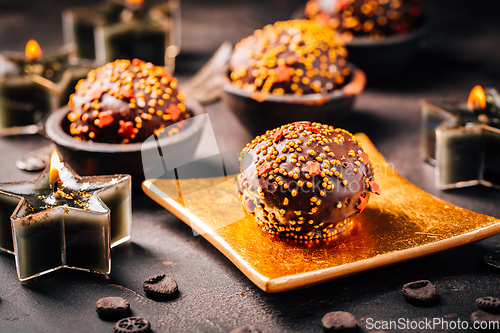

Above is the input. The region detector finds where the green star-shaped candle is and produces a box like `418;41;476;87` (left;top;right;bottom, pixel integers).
0;151;131;281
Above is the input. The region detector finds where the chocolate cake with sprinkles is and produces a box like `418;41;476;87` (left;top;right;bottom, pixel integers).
228;20;351;96
305;0;422;42
67;59;191;144
237;121;380;240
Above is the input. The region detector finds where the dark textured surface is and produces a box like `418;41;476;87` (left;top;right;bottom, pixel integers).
1;0;500;332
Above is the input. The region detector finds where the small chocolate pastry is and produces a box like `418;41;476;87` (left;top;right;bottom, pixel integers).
484;248;500;270
67;58;191;144
321;311;357;332
229;20;351;96
230;325;262;333
237;121;380;240
470;310;500;330
476;297;500;314
305;0;422;41
143;274;179;300
402;280;437;306
114;317;151;333
95;296;131;320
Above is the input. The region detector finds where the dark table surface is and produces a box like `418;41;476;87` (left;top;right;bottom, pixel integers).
1;0;500;332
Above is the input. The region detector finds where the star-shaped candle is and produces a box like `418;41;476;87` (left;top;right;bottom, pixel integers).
421;86;500;189
0;40;94;133
0;151;131;281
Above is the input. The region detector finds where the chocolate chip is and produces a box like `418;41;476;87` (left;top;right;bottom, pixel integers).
484;248;500;269
470;310;500;331
114;317;151;333
402;280;437;306
477;297;500;314
321;311;357;332
95;297;131;320
143;274;179;300
230;325;262;333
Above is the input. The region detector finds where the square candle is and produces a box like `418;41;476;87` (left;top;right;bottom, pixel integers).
63;0;180;73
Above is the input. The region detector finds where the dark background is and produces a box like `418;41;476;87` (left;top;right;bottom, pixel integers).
1;0;500;332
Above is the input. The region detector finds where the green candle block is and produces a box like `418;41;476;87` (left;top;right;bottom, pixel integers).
0;193;20;253
0;154;132;281
95;18;169;67
0;75;56;129
0;48;95;131
96;179;132;247
421;87;500;190
63;1;125;61
13;198;110;280
63;0;180;73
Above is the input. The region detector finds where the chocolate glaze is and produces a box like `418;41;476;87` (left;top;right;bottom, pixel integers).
67;59;191;144
305;0;422;40
237;121;379;240
229;20;351;96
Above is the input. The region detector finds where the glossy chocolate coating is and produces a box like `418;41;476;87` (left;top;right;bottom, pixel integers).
237;121;379;240
305;0;422;40
67;59;190;144
229;20;351;96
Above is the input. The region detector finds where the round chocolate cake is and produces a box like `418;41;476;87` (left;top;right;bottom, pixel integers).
229;19;351;96
67;59;191;144
237;121;380;240
305;0;422;41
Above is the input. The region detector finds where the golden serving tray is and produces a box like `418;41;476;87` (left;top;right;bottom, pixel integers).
142;134;500;293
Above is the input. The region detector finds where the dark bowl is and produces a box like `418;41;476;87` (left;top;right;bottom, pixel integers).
291;6;430;81
345;17;430;81
221;65;366;135
45;99;206;191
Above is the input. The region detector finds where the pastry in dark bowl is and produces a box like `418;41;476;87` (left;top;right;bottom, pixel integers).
46;59;205;190
300;0;429;80
222;19;366;135
237;121;380;240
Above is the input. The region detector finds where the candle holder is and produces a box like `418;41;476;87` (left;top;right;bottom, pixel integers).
0;152;132;281
421;87;500;190
0;43;95;132
63;0;180;73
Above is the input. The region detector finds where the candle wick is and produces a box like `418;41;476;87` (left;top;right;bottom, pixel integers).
53;180;62;196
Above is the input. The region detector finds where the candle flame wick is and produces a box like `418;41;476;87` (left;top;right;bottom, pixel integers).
25;40;42;61
49;151;63;186
468;85;486;111
125;0;144;6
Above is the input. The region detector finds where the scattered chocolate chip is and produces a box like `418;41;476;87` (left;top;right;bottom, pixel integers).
230;324;262;333
470;310;500;331
321;311;357;332
402;280;437;306
114;317;151;333
95;297;131;320
143;274;179;300
477;297;500;314
484;248;500;269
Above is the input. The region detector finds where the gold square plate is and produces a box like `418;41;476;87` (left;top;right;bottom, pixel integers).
142;133;500;293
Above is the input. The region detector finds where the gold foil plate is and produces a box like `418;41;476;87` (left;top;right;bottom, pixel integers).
142;133;500;293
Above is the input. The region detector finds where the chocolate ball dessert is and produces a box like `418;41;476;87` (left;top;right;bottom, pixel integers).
229;19;351;96
237;121;380;240
305;0;422;42
67;58;191;144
